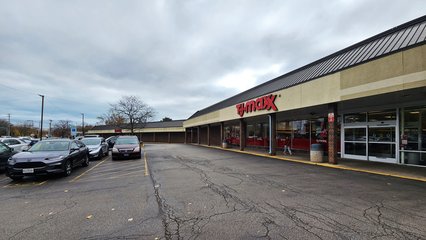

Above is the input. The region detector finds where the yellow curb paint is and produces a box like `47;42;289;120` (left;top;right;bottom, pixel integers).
195;144;426;183
69;158;107;183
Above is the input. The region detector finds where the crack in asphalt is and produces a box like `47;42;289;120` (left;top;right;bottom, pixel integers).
362;200;426;240
145;147;426;240
8;196;78;240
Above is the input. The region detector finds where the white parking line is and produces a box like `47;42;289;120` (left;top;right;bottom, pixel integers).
69;158;107;183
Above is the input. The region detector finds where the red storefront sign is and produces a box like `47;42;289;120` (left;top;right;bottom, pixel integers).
328;113;335;123
236;94;278;117
114;129;122;133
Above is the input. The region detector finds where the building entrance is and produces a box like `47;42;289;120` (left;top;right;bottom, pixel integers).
342;110;397;163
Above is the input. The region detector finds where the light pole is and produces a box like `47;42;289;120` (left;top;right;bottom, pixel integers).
81;113;85;136
38;94;44;141
49;119;52;138
7;113;10;136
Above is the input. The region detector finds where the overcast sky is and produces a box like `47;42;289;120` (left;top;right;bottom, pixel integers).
0;0;424;127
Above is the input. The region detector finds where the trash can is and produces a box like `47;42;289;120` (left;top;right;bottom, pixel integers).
310;144;324;163
222;141;228;148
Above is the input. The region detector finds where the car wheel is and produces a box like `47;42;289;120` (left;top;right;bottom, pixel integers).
63;160;72;177
82;154;89;167
10;176;23;181
98;150;103;160
104;149;109;156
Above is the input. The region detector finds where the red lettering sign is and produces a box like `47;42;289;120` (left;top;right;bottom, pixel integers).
236;94;278;117
328;113;334;123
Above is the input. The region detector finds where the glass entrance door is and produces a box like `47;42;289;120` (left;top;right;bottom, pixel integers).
343;127;367;160
368;126;396;163
342;110;397;163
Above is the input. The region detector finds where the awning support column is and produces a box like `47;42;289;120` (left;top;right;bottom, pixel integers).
239;119;246;151
328;103;338;164
269;113;277;156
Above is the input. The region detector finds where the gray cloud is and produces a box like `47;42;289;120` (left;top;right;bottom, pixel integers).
0;0;424;126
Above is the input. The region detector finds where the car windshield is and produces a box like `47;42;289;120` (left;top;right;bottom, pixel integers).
115;138;139;145
0;143;9;152
30;141;70;151
82;138;101;145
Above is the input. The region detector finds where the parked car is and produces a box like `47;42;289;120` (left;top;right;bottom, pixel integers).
81;137;108;160
112;136;142;160
106;136;118;149
84;135;100;138
6;139;89;180
19;137;39;146
0;137;29;152
0;142;16;171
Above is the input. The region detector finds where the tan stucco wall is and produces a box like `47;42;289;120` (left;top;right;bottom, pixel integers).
184;44;426;128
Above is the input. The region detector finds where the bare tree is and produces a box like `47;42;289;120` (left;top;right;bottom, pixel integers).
53;120;71;138
110;96;154;134
11;121;38;137
0;119;9;136
97;109;126;127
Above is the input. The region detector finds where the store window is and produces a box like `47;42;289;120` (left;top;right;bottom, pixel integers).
344;113;366;124
224;124;240;146
368;111;396;122
400;107;426;165
246;122;269;148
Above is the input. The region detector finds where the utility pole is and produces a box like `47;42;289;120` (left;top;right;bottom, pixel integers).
39;94;44;141
81;113;85;136
7;113;10;136
49;120;52;138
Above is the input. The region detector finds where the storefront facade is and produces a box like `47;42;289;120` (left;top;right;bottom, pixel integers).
88;120;186;143
184;16;426;166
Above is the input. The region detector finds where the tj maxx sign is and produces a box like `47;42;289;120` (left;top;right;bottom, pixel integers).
236;94;278;117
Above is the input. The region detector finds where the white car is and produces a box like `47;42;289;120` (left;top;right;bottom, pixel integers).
0;137;29;152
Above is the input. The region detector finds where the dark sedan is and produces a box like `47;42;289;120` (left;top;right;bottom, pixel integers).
0;142;16;171
111;136;142;160
6;139;89;180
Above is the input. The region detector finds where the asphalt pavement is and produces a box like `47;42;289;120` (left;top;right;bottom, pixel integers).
0;144;425;240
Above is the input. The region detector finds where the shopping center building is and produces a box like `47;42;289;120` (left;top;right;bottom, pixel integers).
90;16;426;167
183;16;426;166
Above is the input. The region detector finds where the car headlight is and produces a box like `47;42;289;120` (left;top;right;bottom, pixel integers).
45;156;64;161
90;147;101;153
8;157;16;165
112;147;118;153
133;147;140;152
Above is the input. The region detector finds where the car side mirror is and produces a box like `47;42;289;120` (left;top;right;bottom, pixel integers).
70;147;79;152
22;146;30;152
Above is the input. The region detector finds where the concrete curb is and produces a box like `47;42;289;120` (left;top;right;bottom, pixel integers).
192;144;426;183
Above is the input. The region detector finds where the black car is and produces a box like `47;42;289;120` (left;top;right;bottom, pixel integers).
6;139;89;180
106;136;118;149
111;136;142;160
0;142;15;171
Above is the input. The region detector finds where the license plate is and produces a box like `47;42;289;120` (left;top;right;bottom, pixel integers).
23;168;34;174
123;154;129;157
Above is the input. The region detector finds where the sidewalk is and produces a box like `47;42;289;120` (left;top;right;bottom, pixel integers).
198;144;426;182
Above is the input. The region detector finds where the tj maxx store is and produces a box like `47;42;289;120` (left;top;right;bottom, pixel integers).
183;16;426;167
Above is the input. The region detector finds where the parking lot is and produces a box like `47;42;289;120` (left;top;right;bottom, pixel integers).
1;144;426;239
